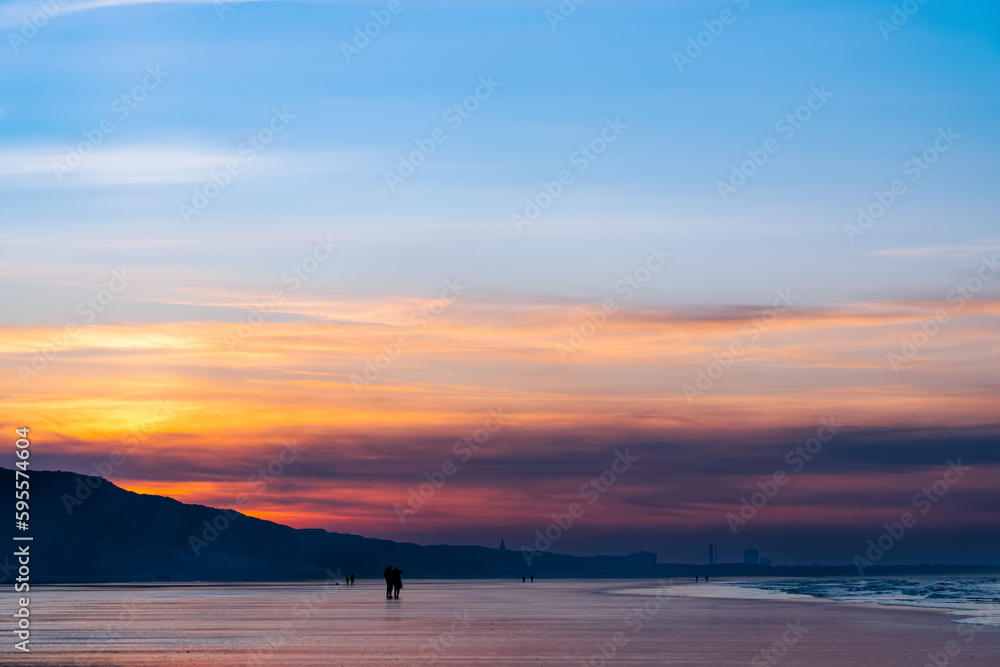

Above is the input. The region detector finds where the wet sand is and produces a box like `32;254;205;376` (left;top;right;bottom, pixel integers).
9;579;1000;665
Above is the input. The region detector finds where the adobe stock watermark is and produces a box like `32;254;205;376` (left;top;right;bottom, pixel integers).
213;0;256;21
878;0;931;41
511;117;627;234
921;612;996;667
672;0;752;73
853;460;970;575
51;66;169;181
843;126;959;244
18;268;134;386
545;0;587;30
726;419;842;534
394;408;506;524
179;107;295;224
350;278;467;393
61;399;176;515
384;75;501;192
577;579;673;667
521;449;639;566
223;236;339;350
716;85;833;203
339;0;410;63
246;568;343;666
0;556;16;585
555;245;670;362
7;0;63;54
418;610;473;664
96;599;143;640
888;255;997;371
681;288;798;404
752;621;808;667
188;441;306;556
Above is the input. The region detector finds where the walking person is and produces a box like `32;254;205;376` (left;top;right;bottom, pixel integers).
391;567;403;599
384;565;393;599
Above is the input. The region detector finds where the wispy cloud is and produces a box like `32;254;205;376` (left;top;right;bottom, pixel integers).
0;0;373;28
0;145;370;186
0;0;264;28
875;243;1000;258
0;145;237;185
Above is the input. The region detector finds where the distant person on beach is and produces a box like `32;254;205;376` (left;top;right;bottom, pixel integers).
522;576;525;582
695;576;699;582
391;567;403;599
346;574;350;586
350;574;355;586
530;575;534;583
384;565;393;599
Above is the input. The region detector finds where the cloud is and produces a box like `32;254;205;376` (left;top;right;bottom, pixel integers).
875;243;1000;258
0;145;254;185
0;0;259;28
0;145;370;186
2;294;997;550
0;0;377;28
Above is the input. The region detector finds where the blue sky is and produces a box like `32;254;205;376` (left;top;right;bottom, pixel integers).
2;0;998;322
3;1;1000;562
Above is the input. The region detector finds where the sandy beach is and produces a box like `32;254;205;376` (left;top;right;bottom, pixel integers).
9;579;1000;666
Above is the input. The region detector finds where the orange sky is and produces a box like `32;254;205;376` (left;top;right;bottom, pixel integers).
2;294;998;560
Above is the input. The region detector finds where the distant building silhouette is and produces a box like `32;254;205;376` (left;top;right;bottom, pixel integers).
499;538;506;551
743;546;760;565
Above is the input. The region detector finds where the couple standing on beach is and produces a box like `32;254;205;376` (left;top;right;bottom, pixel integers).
384;565;403;599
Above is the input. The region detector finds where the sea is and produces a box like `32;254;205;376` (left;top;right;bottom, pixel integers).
617;575;1000;627
7;576;1000;665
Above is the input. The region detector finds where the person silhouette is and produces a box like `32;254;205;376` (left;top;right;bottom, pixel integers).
530;575;534;583
350;574;355;586
522;576;525;582
384;565;393;599
346;574;350;586
391;567;403;599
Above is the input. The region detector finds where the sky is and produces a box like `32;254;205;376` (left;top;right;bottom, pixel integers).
1;0;999;565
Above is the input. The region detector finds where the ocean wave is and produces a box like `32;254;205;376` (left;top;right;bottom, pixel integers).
725;577;1000;627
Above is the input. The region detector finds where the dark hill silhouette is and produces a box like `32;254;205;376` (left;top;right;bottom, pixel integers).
6;468;999;583
4;468;666;582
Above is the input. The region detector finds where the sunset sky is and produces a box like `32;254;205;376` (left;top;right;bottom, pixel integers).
1;0;998;564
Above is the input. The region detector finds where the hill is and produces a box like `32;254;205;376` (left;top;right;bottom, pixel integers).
7;468;998;583
3;468;662;582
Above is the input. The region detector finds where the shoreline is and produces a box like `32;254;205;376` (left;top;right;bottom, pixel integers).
8;580;1000;666
608;577;1000;628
